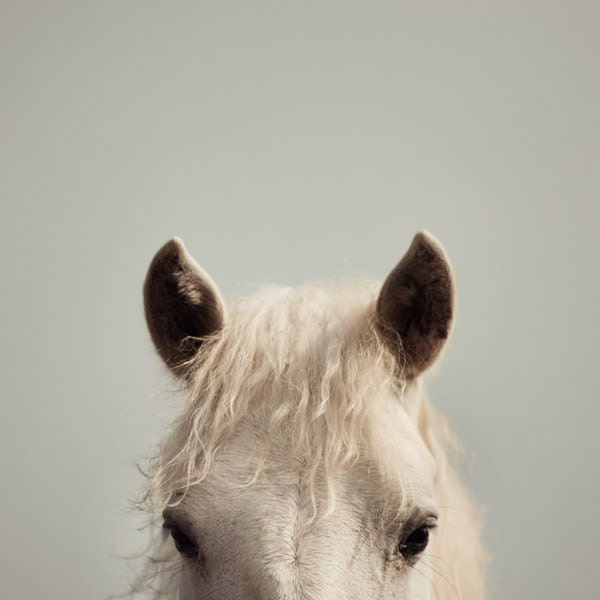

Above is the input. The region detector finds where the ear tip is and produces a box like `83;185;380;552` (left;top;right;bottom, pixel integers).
162;236;186;255
171;235;185;249
414;229;434;242
413;230;453;265
148;237;190;269
414;229;443;250
144;238;186;294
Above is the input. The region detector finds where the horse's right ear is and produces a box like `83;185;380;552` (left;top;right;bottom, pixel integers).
143;238;225;376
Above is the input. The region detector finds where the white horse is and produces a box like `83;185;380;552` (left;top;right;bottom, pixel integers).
136;231;486;599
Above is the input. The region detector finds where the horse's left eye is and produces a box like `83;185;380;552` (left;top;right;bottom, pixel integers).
163;516;199;559
399;525;432;560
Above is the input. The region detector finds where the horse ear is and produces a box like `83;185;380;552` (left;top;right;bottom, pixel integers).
144;237;225;376
376;231;456;379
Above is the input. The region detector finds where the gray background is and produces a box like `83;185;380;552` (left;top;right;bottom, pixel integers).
1;2;599;599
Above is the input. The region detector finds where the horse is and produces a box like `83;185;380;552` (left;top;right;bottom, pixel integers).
135;231;486;599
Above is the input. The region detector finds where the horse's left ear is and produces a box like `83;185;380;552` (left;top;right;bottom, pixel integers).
376;231;456;379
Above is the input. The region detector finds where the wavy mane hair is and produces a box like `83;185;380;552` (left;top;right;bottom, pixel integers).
149;283;398;510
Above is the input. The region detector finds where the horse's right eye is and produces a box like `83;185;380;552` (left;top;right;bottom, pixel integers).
163;516;199;559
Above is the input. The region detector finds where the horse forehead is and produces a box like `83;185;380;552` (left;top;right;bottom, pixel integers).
200;390;435;509
184;468;377;597
369;390;436;486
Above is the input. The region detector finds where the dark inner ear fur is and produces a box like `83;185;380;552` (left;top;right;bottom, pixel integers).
376;231;455;378
144;238;224;375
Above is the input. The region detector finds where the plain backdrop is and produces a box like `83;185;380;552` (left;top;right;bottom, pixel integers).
1;2;599;599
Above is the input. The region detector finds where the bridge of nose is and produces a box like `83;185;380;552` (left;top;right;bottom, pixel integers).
226;476;367;600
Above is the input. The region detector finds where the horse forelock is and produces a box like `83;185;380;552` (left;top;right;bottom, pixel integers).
144;281;405;509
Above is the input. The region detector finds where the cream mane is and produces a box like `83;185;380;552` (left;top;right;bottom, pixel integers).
147;282;398;511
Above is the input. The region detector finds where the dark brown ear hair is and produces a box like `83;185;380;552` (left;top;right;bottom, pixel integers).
143;237;225;376
376;231;456;379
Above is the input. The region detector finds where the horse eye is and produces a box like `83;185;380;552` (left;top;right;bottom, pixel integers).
163;516;199;559
399;524;432;560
